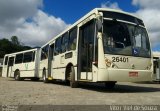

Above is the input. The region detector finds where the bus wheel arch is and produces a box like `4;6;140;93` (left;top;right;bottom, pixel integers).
65;63;78;88
14;69;21;81
65;63;73;81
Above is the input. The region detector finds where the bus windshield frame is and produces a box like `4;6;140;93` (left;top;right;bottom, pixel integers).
101;11;151;58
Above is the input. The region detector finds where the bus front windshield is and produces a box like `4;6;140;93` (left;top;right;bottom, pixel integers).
103;20;151;58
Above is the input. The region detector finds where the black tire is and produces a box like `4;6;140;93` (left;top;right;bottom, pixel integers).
70;66;78;88
43;70;48;83
105;81;116;89
31;78;39;81
14;71;21;81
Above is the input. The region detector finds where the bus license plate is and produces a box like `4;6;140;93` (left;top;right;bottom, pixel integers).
129;72;138;77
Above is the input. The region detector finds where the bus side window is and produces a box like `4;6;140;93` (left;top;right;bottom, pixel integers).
32;51;35;61
4;56;8;65
62;32;69;53
55;37;62;55
23;52;33;63
69;27;77;50
61;35;65;53
64;32;69;51
8;57;14;66
15;54;23;64
41;45;49;60
58;37;62;54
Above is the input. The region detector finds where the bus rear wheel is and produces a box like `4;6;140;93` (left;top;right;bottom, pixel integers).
31;78;39;81
105;81;116;89
14;71;21;81
69;66;78;88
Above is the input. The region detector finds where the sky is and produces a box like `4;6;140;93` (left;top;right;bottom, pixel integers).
0;0;160;51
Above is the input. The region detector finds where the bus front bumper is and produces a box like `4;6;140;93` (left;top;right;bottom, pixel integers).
97;68;152;82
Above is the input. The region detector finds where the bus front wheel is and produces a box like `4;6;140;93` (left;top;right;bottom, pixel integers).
14;71;21;81
31;78;39;81
70;66;78;88
105;81;116;89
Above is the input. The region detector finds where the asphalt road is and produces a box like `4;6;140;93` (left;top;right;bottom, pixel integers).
0;77;160;105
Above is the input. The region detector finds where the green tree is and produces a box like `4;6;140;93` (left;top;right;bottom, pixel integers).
0;37;32;58
11;36;20;45
0;38;12;58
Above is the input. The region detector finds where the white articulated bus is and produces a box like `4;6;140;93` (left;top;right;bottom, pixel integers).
39;8;152;88
2;48;40;81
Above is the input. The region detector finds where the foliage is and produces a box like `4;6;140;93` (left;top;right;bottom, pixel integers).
0;37;32;58
11;36;20;45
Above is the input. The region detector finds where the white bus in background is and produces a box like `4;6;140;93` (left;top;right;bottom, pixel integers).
2;48;40;81
39;8;152;88
153;52;160;82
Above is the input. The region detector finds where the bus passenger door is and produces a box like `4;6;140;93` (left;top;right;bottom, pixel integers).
7;57;15;77
48;44;54;78
78;20;95;81
2;56;8;77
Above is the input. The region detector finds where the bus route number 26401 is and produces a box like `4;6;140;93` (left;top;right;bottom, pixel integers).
112;57;129;63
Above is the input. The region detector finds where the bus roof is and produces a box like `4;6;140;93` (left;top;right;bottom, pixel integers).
41;8;143;48
97;8;140;19
4;48;39;57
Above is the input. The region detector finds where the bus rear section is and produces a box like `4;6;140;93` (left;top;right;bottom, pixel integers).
2;48;40;81
2;55;15;78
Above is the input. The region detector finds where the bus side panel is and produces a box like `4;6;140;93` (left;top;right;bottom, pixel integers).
2;56;8;77
39;59;48;78
8;67;14;77
52;68;65;80
2;56;15;78
92;65;98;82
52;54;65;80
52;51;77;80
2;65;7;77
13;62;35;78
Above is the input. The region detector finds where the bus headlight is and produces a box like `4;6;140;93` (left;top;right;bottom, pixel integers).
105;58;112;67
